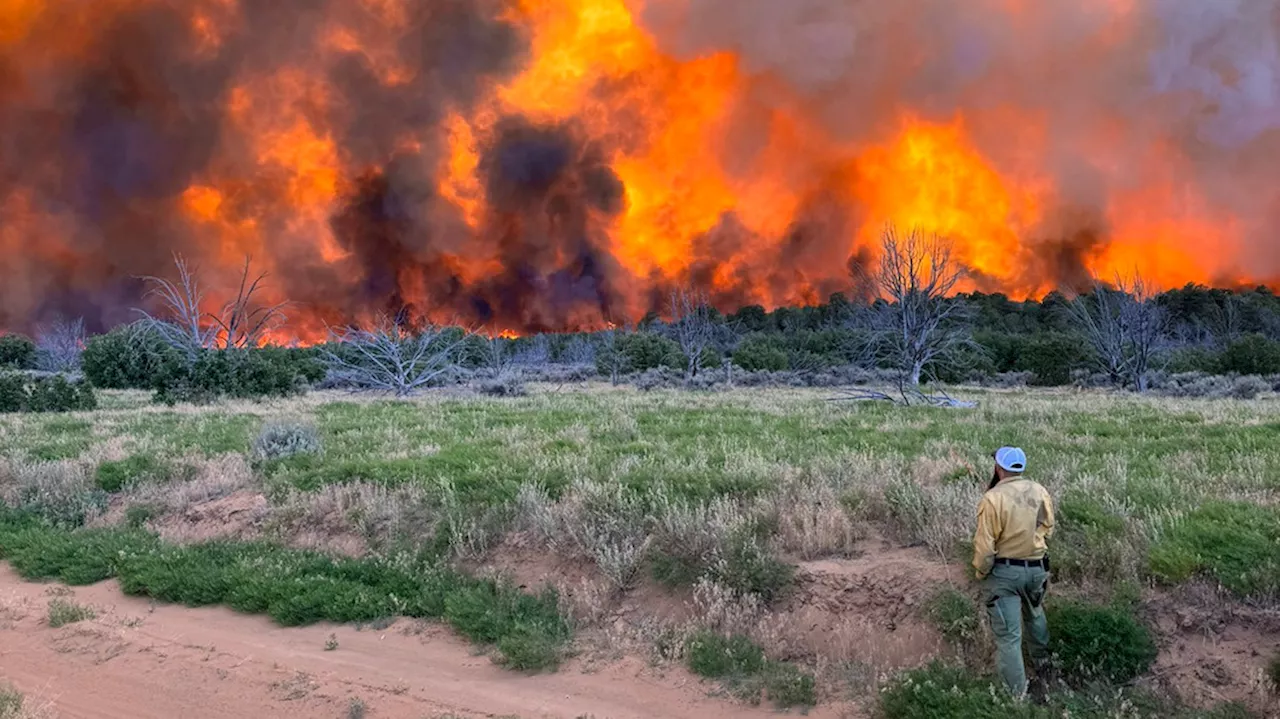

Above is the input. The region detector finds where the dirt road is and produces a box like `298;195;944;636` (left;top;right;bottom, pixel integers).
0;565;852;719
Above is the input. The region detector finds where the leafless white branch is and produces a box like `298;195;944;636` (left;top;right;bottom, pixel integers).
35;317;86;373
319;314;466;396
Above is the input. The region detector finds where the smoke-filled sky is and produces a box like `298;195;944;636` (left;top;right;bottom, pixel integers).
1;0;1278;337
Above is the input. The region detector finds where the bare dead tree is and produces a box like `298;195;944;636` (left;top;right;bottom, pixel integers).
1066;274;1170;392
857;226;973;386
135;254;216;363
512;334;552;368
560;335;596;366
481;333;515;379
319;315;466;396
209;257;289;350
134;254;287;360
669;287;718;382
35;317;86;373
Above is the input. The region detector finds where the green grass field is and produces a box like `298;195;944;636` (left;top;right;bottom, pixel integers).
2;384;1278;715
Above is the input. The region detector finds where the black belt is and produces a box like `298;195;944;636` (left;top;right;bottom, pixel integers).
995;556;1048;568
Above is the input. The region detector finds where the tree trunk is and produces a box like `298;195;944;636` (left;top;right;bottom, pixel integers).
910;361;924;386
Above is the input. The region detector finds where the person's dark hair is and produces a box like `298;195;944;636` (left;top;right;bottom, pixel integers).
987;450;1000;490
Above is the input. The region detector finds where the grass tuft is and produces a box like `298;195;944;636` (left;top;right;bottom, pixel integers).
46;597;95;628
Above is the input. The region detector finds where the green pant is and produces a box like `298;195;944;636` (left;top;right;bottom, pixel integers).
983;562;1050;697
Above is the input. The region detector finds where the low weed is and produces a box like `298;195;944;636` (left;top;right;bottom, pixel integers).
47;598;95;628
346;697;367;719
325;634;339;651
685;631;815;708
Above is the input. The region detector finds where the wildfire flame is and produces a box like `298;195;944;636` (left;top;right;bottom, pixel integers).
1;0;1278;341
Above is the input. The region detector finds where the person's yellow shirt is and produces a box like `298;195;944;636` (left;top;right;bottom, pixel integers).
972;477;1055;579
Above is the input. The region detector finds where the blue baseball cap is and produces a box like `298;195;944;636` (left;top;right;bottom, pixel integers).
994;446;1027;473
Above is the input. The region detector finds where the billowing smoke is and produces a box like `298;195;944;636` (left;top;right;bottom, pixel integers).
1;0;1278;337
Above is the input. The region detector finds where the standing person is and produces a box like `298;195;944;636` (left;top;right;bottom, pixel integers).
972;446;1055;700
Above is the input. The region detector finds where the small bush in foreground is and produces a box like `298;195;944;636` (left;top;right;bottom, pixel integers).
925;586;980;644
685;632;815;708
252;420;322;461
46;598;95;628
1047;601;1157;684
1268;651;1280;691
1148;501;1280;598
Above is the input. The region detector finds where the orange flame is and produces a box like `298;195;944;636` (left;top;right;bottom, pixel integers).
0;0;1273;336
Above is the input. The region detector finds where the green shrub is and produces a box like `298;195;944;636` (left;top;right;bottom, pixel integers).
732;335;789;372
713;533;795;605
925;586;980;644
0;373;97;414
125;504;159;529
1148;501;1280;598
1268;651;1280;690
595;332;685;377
1018;333;1088;386
762;662;816;708
95;455;170;493
1047;600;1157;684
0;334;36;369
81;323;181;389
46;598;95;628
152;347;314;405
686;632;767;678
1219;334;1280;376
685;632;814;708
1165;346;1223;375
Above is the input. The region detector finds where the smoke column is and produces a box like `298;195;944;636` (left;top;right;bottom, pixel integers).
1;0;1277;337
